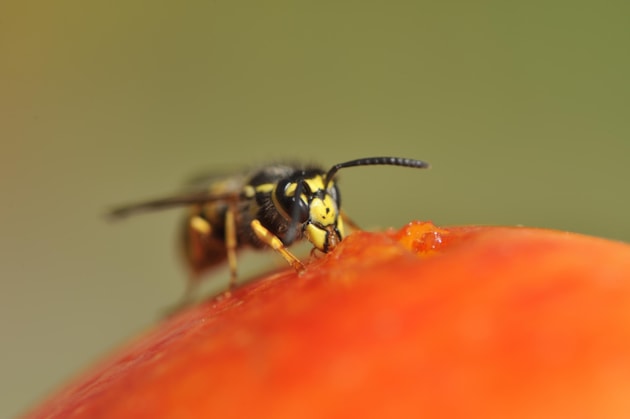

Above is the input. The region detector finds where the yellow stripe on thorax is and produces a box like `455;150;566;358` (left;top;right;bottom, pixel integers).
254;183;275;194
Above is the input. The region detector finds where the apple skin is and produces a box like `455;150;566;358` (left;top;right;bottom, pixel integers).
26;222;630;418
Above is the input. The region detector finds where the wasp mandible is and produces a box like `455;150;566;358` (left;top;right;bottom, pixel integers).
110;156;430;299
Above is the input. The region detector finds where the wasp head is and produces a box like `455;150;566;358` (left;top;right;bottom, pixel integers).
271;157;430;254
274;170;344;253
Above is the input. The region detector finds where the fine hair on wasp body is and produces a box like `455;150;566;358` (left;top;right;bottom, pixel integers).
109;156;430;303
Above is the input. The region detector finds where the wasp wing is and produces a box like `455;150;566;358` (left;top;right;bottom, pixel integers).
108;190;247;220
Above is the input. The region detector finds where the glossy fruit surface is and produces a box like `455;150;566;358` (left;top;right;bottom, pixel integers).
26;222;630;418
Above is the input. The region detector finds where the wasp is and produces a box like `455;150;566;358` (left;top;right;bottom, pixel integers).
110;156;429;301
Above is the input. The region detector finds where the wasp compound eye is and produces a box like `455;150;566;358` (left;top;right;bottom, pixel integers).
275;179;310;223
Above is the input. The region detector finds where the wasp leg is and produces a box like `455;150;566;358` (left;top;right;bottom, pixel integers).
224;203;239;291
250;219;305;272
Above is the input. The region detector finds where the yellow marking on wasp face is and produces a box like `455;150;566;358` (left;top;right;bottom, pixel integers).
285;175;326;196
305;223;342;252
304;176;326;193
309;195;338;226
304;223;328;250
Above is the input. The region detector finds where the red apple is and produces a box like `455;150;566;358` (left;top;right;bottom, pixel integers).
26;222;630;418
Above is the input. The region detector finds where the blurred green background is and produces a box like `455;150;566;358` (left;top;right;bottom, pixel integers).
2;0;628;416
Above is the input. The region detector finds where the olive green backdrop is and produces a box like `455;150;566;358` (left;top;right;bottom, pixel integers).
2;1;628;416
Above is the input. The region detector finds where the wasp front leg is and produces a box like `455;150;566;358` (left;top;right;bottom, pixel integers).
250;219;305;273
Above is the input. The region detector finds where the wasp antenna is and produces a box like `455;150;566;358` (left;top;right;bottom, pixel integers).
324;156;430;186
